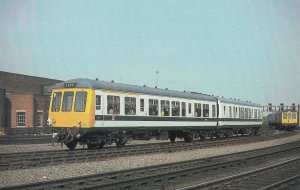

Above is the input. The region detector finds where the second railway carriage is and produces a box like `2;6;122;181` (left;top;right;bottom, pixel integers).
267;110;298;130
47;78;262;150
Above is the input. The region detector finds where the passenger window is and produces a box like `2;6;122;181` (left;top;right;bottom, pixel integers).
194;103;201;117
188;103;191;114
212;105;216;117
75;92;87;112
172;101;180;116
62;92;74;112
149;99;158;116
96;95;101;110
51;92;62;112
181;102;186;116
140;99;144;111
107;95;120;114
203;104;209;117
125;97;136;115
292;113;296;119
161;100;170;116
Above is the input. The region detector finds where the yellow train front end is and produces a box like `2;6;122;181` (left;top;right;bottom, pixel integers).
281;111;298;130
48;88;95;129
47;87;95;149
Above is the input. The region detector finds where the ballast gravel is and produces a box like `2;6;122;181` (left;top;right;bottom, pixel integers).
0;131;299;188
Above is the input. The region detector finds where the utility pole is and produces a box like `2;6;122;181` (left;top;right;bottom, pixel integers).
155;71;159;88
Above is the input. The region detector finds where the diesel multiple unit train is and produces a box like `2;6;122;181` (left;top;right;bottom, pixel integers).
267;110;298;130
47;78;263;150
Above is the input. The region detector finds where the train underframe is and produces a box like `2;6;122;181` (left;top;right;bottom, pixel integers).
53;126;260;150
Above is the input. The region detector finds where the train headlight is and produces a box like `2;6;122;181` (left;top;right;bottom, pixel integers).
47;118;56;126
77;119;81;124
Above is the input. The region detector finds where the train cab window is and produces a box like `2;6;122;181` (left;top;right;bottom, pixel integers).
149;99;158;116
188;103;191;114
96;95;101;110
140;99;144;111
283;113;287;119
212;105;216;117
287;113;292;119
107;95;120;114
51;92;62;112
125;97;136;115
172;101;180;116
161;100;170;116
292;113;296;119
182;102;186;117
62;92;74;112
194;103;201;117
75;92;87;112
203;104;209;117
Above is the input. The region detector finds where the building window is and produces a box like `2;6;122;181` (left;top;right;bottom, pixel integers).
107;95;120;114
62;91;74;112
51;92;62;112
229;106;232;118
125;97;136;115
203;104;209;117
212;105;216;117
16;111;25;127
140;99;144;111
75;92;87;112
36;111;43;127
149;99;158;116
188;103;191;114
161;100;170;116
194;103;201;117
182;102;186;116
172;101;180;116
96;95;101;110
224;106;226;116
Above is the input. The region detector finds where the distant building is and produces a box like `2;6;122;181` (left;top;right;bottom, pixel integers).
0;71;62;133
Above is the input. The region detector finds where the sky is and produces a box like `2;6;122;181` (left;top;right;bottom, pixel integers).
0;0;299;106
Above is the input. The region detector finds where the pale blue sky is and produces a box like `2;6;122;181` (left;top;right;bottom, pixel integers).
0;0;299;105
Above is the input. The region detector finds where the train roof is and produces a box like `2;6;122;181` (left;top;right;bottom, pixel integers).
53;78;261;107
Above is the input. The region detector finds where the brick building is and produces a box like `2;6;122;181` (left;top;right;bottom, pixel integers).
0;71;62;133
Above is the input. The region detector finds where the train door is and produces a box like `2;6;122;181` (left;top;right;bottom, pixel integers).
95;90;104;126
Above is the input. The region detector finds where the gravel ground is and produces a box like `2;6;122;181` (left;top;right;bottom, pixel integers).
0;131;299;188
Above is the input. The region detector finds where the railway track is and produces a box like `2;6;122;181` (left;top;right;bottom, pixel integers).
0;135;53;145
2;139;300;190
0;131;296;171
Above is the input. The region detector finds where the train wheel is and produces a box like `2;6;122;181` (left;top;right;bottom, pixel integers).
169;136;176;143
184;133;193;142
65;140;78;151
116;137;127;148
